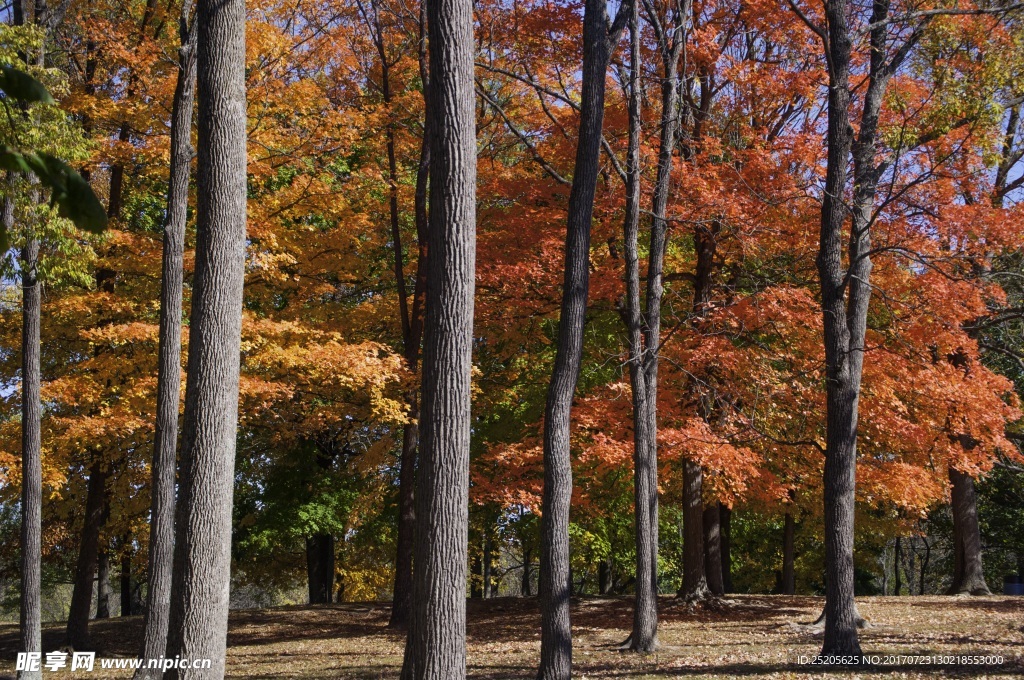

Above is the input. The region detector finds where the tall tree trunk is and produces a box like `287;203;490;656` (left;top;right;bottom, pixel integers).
538;2;628;675
120;544;132;617
679;460;707;599
387;0;430;631
471;554;483;599
719;503;732;594
135;10;195;677
17;209;42;680
703;504;724;596
399;0;476;673
782;511;796;595
97;550;111;619
947;468;990;595
306;534;335;604
164;0;247;673
619;0;657;652
894;537;902;595
16;1;43;674
920;537;930;595
66;462;109;649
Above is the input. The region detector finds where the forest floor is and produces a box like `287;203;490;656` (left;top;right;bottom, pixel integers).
1;594;1022;678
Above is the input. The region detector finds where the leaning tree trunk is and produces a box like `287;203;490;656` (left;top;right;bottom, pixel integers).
619;0;657;652
782;511;796;595
538;2;628;676
66;461;109;649
398;0;476;674
947;468;991;595
703;504;724;596
164;0;247;673
135;10;195;679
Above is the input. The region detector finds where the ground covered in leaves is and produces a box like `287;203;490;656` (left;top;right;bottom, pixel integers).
1;595;1022;678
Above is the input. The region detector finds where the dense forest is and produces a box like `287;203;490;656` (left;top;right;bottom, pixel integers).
1;0;1023;677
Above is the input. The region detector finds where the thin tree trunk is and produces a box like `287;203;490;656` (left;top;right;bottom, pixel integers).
703;504;724;596
538;2;629;675
17;208;42;680
719;503;732;593
120;544;132;617
483;535;494;599
522;544;533;597
134;10;195;676
387;0;430;631
619;0;657;652
97;551;111;619
66;462;109;649
894;537;902;595
16;1;42;674
399;0;476;673
920;537;930;595
306;534;335;604
471;553;482;599
782;511;796;595
947;468;990;595
164;0;247;673
679;460;708;599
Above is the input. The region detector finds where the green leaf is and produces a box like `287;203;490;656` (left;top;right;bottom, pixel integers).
36;153;107;233
0;65;55;105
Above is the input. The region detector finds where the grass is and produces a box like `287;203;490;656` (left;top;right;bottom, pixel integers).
1;595;1022;678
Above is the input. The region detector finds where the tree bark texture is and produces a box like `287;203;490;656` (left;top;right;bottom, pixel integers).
679;460;707;599
399;0;476;673
703;504;724;596
135;10;196;678
538;1;629;675
97;551;111;619
164;0;247;673
947;468;990;595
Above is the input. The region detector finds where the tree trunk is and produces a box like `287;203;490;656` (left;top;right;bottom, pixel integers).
598;557;612;595
483;535;494;599
719;503;732;594
96;551;111;619
522;544;533;597
399;0;476;673
679;460;708;599
782;511;796;595
703;504;724;596
16;1;43;675
538;2;628;675
388;0;430;631
920;537;930;595
817;0;865;657
306;534;335;604
18;218;42;680
947;468;990;595
120;545;132;617
66;461;109;649
894;537;902;595
619;0;657;652
164;0;248;673
471;554;482;599
135;10;195;678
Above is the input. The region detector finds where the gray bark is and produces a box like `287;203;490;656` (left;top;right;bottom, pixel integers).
619;0;657;652
164;0;248;672
947;468;991;595
678;460;707;599
135;9;195;678
19;228;41;680
399;0;476;673
538;1;630;676
66;461;109;649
